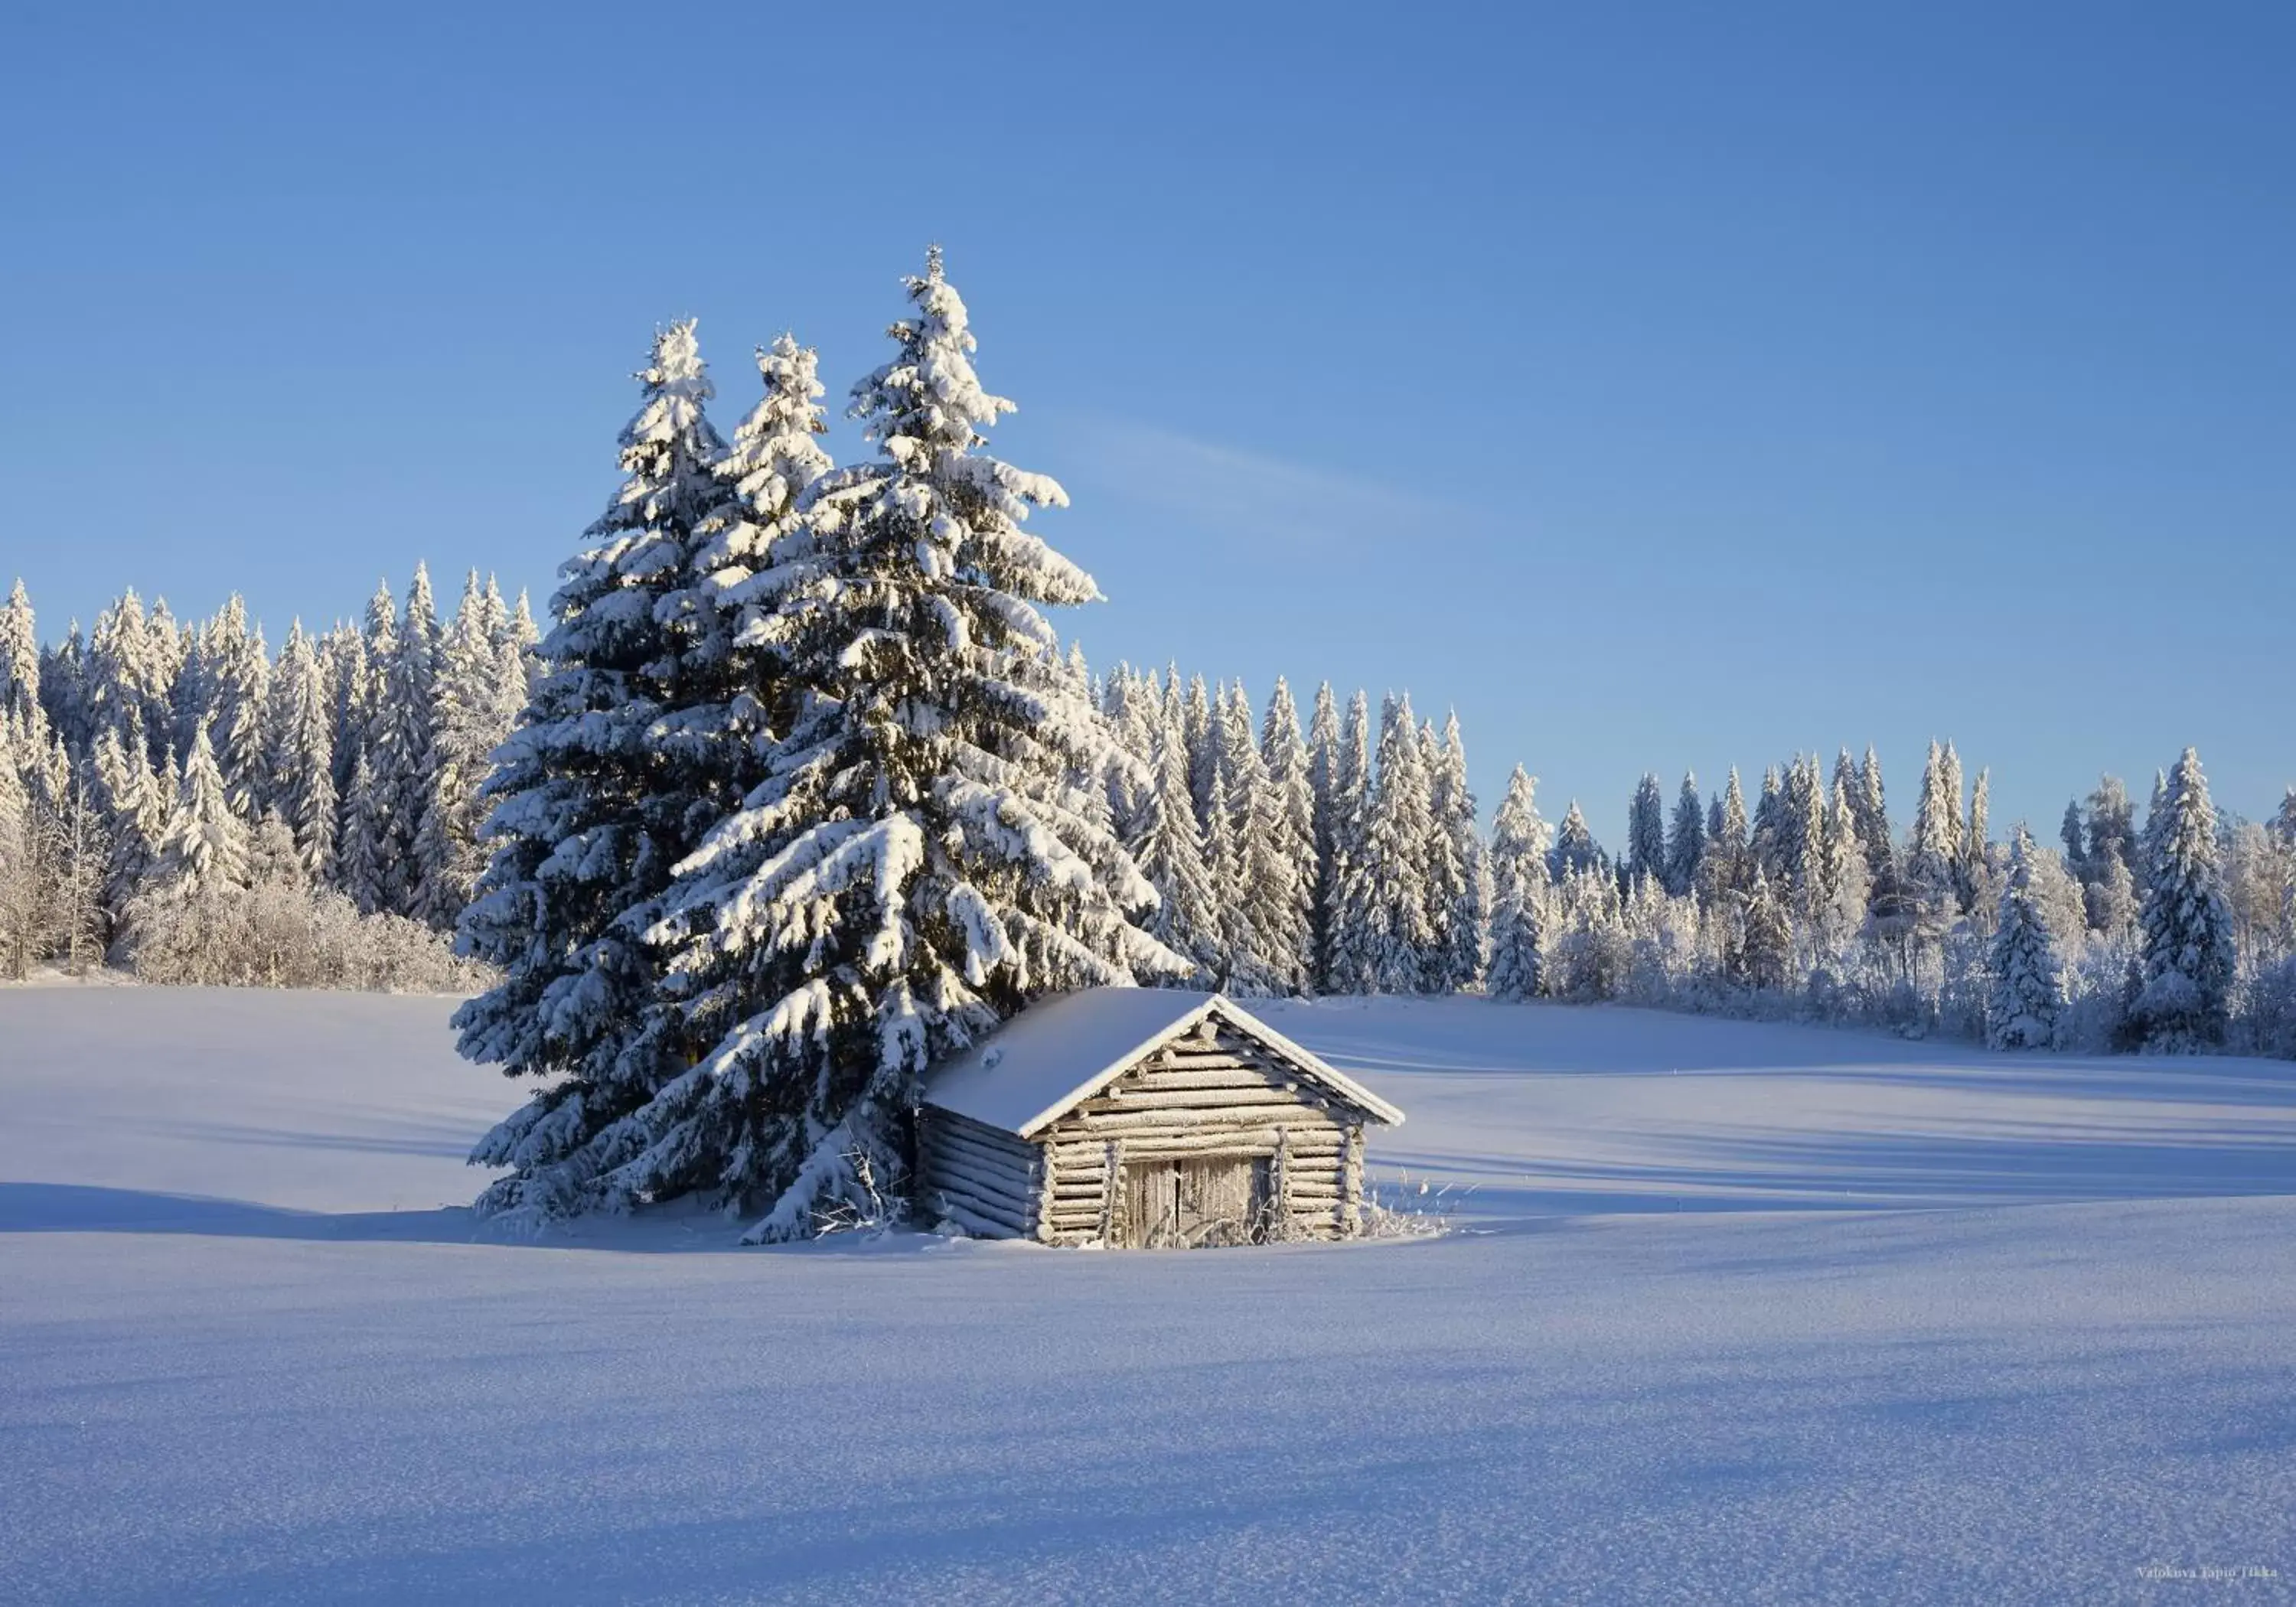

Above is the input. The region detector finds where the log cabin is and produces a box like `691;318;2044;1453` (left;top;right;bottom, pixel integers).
913;988;1404;1248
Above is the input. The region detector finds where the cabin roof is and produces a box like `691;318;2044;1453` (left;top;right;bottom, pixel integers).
918;987;1405;1138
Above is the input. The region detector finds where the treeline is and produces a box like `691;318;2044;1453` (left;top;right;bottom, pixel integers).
0;569;529;986
1092;668;2296;1056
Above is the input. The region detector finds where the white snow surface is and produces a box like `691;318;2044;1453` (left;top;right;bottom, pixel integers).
920;986;1402;1135
5;986;2294;1604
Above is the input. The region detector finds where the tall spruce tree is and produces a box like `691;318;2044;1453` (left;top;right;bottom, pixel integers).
627;249;1183;1240
2131;748;2235;1051
1260;677;1318;994
150;719;249;898
1548;799;1602;882
1325;689;1378;994
263;623;338;882
1427;710;1485;992
1626;773;1667;888
0;580;38;729
1359;694;1437;994
455;319;737;1221
1988;826;2066;1049
1306;680;1342;989
1486;764;1551;1000
1127;702;1220;980
1664;771;1704;898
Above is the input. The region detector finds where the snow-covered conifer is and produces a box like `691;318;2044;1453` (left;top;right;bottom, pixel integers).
411;574;518;926
1360;694;1437;994
1548;798;1602;882
2131;748;2235;1051
1427;710;1485;992
91;724;161;927
1324;689;1378;994
1988;827;2066;1049
612;253;1182;1239
1907;740;1961;909
150;719;249;898
1486;764;1551;1000
39;623;90;758
1855;745;1892;877
263;624;338;882
1127;702;1220;980
1698;768;1750;903
1664;771;1703;898
1214;681;1290;995
1257;678;1317;993
1306;680;1342;989
457;318;739;1217
1737;868;1792;992
1626;773;1666;888
1183;673;1215;831
0;580;38;728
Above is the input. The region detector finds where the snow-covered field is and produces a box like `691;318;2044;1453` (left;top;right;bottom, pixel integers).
5;988;2293;1603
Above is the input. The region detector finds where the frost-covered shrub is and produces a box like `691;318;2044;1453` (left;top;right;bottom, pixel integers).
2232;956;2296;1061
122;862;487;993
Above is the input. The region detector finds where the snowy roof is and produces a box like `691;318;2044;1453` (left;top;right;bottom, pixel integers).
918;988;1404;1138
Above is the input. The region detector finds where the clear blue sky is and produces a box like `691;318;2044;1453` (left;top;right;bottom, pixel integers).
5;3;2291;844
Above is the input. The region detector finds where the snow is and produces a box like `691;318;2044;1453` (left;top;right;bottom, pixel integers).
918;987;1402;1136
5;986;2294;1603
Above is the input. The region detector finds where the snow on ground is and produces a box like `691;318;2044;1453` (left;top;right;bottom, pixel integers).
4;987;2293;1604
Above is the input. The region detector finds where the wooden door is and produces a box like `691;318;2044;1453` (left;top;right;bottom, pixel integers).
1123;1156;1267;1247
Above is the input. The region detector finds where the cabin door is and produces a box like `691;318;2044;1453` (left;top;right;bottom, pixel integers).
1122;1156;1267;1247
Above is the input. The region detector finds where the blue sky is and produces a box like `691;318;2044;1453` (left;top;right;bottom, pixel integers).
4;3;2290;843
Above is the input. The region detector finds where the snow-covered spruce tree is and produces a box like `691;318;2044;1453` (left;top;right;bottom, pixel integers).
1182;672;1216;833
1855;745;1893;878
1988;827;2066;1049
1358;693;1436;994
651;330;835;826
1906;739;1962;918
1486;764;1551;1000
2059;799;2091;884
413;573;523;927
337;581;400;912
2131;748;2235;1052
630;250;1186;1240
0;580;38;729
201;597;271;821
1664;771;1703;898
262;623;338;883
86;590;171;771
1548;798;1602;882
1218;681;1299;995
1324;689;1378;994
150;719;249;899
90;723;165;931
40;622;91;759
1127;703;1221;980
1626;773;1666;889
1736;867;1792;993
1821;771;1871;945
1957;768;1992;914
366;567;441;915
1306;680;1342;989
1748;765;1784;883
1260;677;1318;993
0;722;34;978
1698;768;1750;904
455;320;736;1220
318;621;370;822
1427;711;1485;993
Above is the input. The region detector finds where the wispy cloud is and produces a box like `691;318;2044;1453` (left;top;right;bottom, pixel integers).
1045;416;1473;553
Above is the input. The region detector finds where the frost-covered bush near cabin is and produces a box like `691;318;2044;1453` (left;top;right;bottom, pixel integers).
1358;1169;1456;1240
